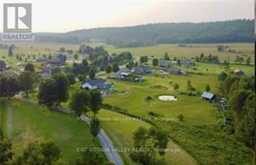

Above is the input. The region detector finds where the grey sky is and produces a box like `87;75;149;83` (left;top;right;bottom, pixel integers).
0;0;254;32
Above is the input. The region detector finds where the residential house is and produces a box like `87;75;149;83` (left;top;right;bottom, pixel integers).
81;79;113;95
48;53;67;66
113;68;131;80
167;67;186;75
180;59;194;68
36;56;48;63
0;60;6;71
201;91;215;101
159;59;170;68
132;66;152;75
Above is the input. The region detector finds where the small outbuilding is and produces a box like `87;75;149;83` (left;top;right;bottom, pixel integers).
81;79;113;90
233;69;245;76
201;91;215;101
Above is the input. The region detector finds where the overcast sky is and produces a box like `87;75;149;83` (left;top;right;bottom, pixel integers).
0;0;254;32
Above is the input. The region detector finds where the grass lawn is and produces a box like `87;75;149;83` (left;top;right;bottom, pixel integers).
95;110;198;165
0;99;104;164
104;74;218;125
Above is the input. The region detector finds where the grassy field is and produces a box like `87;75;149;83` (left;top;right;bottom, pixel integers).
104;74;218;125
1;42;254;165
100;72;253;164
182;62;255;75
0;99;103;164
94;110;198;165
105;43;254;62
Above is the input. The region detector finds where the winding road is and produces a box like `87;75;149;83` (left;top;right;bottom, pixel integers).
80;115;123;165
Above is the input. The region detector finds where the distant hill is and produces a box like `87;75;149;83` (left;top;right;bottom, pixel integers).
34;19;256;47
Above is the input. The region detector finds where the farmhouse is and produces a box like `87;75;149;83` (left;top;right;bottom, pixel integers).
114;68;131;79
0;60;6;71
201;91;215;101
180;59;194;67
132;66;152;75
167;67;186;75
159;59;170;68
48;53;67;66
81;79;113;94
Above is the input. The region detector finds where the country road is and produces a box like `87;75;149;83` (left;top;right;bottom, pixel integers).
80;115;123;165
18;97;124;165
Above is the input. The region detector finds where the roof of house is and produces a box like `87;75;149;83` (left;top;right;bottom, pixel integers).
132;66;152;74
82;79;112;89
159;59;170;67
201;91;215;100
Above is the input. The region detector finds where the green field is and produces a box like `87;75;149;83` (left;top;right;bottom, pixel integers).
0;99;103;164
1;42;255;165
182;62;255;75
104;74;218;125
104;43;254;62
100;72;253;164
94;110;198;165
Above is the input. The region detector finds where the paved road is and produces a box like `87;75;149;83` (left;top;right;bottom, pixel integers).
80;115;123;165
7;106;13;139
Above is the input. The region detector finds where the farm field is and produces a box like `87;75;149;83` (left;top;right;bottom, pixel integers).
105;43;254;62
183;62;255;75
0;99;103;164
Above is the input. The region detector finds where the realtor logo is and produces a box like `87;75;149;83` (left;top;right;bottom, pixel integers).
1;3;34;41
3;3;32;33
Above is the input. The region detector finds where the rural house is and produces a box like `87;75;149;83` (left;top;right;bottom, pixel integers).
113;68;131;80
48;53;67;66
201;91;215;101
167;67;186;75
132;66;152;75
81;79;114;95
180;59;194;67
159;59;170;68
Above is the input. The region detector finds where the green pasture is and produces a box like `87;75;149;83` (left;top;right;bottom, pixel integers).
0;99;103;164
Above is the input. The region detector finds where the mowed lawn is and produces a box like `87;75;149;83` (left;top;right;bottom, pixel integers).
0;99;103;164
105;43;254;62
104;74;218;125
95;110;198;165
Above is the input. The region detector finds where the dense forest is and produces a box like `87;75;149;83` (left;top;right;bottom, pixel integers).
34;19;254;47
